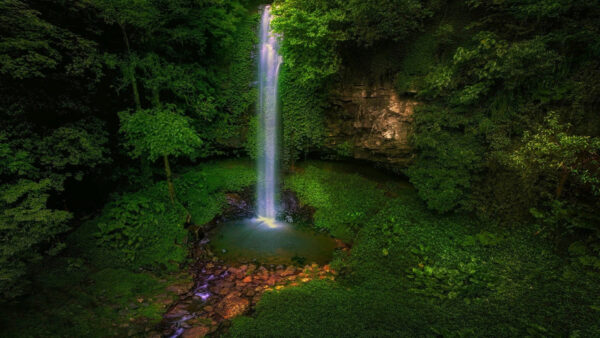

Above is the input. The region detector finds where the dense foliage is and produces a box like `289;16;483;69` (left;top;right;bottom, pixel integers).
231;163;600;337
271;0;600;264
0;0;257;299
271;0;439;164
404;1;600;263
0;161;254;336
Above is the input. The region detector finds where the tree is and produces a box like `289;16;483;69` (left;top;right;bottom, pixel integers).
119;106;202;203
508;112;600;199
0;0;107;299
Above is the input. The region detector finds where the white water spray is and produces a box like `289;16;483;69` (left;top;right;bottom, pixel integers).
256;5;282;223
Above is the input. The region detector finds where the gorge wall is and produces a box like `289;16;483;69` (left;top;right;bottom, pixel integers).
323;81;416;169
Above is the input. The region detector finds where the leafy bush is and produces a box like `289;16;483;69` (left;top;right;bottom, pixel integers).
176;160;255;224
92;160;255;269
94;184;187;270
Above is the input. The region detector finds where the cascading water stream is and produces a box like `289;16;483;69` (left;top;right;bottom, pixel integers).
256;5;282;225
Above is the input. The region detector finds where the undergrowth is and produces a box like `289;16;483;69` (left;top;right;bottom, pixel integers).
0;160;255;337
231;163;600;337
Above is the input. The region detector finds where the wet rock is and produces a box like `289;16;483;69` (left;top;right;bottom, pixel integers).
280;190;301;215
215;294;250;319
217;286;231;296
167;280;194;295
165;304;189;319
334;239;351;250
182;325;210;338
280;266;296;277
266;276;277;286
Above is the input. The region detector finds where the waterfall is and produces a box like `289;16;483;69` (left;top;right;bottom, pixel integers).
256;5;282;223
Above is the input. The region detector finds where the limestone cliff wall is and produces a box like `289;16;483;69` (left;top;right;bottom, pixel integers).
324;81;416;168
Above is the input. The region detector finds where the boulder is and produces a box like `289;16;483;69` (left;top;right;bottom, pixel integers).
166;280;194;295
215;294;250;319
182;326;210;338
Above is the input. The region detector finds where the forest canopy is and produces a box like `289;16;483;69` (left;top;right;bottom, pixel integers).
0;0;257;298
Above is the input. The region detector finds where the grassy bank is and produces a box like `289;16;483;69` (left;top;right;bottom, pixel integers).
230;163;600;337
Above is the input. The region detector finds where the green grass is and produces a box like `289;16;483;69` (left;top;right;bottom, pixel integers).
285;165;387;241
230;163;600;337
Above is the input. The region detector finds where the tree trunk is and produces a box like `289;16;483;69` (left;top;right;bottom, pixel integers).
152;87;160;107
163;154;175;204
119;24;142;111
120;23;150;180
555;166;569;199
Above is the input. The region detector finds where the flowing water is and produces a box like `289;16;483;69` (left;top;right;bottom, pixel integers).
256;5;282;220
208;6;336;265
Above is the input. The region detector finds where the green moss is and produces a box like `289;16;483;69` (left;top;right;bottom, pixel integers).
285;165;387;240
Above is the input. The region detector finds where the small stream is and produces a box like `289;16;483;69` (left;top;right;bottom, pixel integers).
158;234;343;337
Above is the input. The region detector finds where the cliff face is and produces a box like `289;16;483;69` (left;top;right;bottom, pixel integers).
324;81;416;169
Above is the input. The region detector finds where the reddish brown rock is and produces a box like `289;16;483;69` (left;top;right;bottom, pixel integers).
280;266;296;277
215;294;250;319
182;326;210;338
165;304;189;319
217;287;231;296
166;280;194;295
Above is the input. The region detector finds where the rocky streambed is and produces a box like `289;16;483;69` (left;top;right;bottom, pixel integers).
157;239;344;337
152;191;348;337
